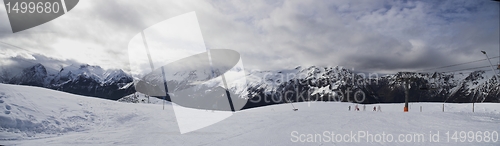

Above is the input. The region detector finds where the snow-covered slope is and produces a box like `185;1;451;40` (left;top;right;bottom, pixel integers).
1;84;499;146
117;92;166;104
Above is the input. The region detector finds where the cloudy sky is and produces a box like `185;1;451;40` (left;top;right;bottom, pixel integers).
0;0;498;74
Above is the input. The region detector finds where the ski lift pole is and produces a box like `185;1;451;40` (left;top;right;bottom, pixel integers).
472;102;474;113
404;81;409;112
290;102;297;111
442;104;444;112
284;93;298;111
399;73;418;112
290;79;299;111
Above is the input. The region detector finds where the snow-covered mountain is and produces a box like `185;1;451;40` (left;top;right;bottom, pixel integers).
1;63;498;106
4;63;135;100
241;66;500;109
134;65;248;111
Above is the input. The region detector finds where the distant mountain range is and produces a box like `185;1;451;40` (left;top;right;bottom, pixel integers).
1;63;135;100
242;66;499;109
0;64;498;109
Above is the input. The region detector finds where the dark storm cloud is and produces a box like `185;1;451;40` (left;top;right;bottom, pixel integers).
248;0;499;73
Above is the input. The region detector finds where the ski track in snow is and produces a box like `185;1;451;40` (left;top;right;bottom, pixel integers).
0;83;499;146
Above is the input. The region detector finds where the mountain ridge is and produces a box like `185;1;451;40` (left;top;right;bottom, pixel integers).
0;64;498;106
3;63;135;100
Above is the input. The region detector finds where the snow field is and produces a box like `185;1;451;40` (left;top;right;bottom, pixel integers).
0;83;499;146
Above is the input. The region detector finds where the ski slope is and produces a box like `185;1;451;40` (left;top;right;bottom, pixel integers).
0;83;499;146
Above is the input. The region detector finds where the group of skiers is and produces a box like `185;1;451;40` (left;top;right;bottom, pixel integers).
349;105;381;112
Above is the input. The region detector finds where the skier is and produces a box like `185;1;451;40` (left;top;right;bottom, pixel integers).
377;105;381;112
363;105;366;111
348;106;351;111
373;106;376;111
355;105;359;111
